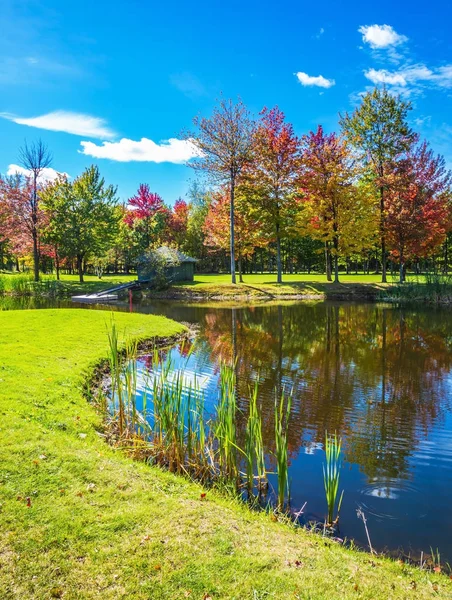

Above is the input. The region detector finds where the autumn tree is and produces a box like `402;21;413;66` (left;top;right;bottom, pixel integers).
249;106;301;283
186;98;254;283
203;187;268;281
124;184;168;252
340;88;417;283
0;173;41;268
169;198;189;247
385;141;452;282
298;126;377;283
18;139;53;281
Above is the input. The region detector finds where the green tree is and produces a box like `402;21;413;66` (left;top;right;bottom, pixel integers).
340;88;417;282
183;181;212;265
42;166;118;282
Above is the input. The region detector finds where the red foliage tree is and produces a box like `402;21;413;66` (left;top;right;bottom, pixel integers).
386;141;452;282
124;184;167;251
0;174;45;265
250;106;301;283
169;198;189;247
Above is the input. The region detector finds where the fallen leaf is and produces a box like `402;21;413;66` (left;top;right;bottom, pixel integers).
26;497;31;508
200;492;207;500
203;595;212;600
87;483;96;492
434;566;441;573
153;564;161;571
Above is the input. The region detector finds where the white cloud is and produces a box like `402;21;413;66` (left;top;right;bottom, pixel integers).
79;137;201;163
7;164;69;183
364;63;452;91
359;24;408;49
0;110;115;139
295;71;335;88
364;68;407;86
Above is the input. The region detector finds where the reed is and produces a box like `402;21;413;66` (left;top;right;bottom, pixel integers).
274;391;292;511
323;432;344;526
244;380;266;498
214;363;239;480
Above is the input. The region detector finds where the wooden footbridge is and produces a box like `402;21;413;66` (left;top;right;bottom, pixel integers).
71;279;145;303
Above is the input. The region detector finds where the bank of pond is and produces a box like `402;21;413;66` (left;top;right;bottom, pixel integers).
4;270;452;304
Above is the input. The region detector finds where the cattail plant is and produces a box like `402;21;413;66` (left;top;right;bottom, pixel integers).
323;432;344;526
274;391;292;511
214;363;238;480
245;380;266;498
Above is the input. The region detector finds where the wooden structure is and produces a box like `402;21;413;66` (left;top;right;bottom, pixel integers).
137;247;197;283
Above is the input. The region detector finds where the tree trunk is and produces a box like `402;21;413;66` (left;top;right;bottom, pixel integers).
55;247;60;281
238;254;243;283
230;178;236;284
333;236;339;283
276;223;282;283
444;239;449;274
325;242;332;282
380;185;387;283
77;255;84;283
32;230;39;282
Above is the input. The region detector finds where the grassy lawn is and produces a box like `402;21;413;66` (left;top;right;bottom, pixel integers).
0;271;427;300
171;273;400;299
0;308;448;598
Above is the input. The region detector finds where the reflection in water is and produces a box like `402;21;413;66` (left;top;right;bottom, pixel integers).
3;296;452;559
131;300;452;559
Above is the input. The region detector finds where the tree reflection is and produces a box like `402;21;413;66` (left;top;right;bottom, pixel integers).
197;302;452;481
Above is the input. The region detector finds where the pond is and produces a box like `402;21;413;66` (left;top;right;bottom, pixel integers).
3;296;452;561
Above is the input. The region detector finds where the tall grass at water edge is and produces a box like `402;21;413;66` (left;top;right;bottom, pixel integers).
0;273;60;296
323;432;344;527
380;272;452;303
103;322;293;509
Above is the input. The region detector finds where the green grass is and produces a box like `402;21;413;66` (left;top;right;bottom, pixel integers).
0;308;449;598
0;271;437;302
170;273;391;300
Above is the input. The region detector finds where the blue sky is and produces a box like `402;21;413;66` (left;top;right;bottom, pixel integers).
1;0;451;205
